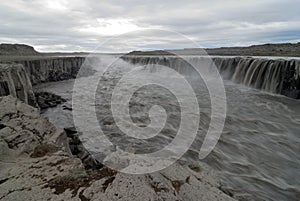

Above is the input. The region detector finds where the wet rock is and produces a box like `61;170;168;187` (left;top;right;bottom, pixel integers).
64;127;104;170
281;89;300;99
35;91;66;110
62;104;72;111
64;127;78;137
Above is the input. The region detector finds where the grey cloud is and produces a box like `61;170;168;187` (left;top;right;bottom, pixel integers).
0;0;299;52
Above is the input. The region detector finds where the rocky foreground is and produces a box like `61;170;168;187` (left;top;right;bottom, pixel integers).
0;96;236;201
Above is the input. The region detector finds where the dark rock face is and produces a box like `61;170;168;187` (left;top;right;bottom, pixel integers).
0;57;84;106
35;91;67;110
280;60;300;99
62;105;72;111
64;127;103;170
0;81;9;96
15;57;86;85
0;63;37;107
1;57;97;108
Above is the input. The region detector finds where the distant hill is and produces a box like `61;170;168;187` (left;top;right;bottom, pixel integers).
1;42;300;57
127;42;300;57
127;50;174;56
0;44;40;56
205;42;300;56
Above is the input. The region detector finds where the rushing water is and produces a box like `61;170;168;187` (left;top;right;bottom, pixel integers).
36;55;300;201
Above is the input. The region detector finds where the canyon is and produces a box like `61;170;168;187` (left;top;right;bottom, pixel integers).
0;44;300;200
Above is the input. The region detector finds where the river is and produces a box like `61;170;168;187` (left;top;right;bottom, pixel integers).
35;55;300;201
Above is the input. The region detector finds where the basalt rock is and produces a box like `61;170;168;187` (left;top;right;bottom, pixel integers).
0;57;96;108
35;91;67;110
0;96;236;201
62;104;72;111
0;96;66;155
64;127;103;170
15;57;86;85
0;63;37;107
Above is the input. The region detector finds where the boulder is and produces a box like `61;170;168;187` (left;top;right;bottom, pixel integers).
35;91;66;110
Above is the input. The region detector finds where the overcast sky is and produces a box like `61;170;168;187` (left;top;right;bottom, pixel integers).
1;0;299;52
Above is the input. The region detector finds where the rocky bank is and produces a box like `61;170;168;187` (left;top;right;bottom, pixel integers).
0;96;236;201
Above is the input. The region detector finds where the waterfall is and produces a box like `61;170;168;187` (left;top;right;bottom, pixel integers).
121;56;300;99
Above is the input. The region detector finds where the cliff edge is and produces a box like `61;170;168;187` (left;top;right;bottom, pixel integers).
0;96;236;201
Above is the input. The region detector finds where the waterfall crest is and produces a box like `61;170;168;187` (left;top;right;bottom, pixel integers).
122;56;300;99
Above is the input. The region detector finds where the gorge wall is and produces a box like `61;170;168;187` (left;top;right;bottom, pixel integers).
15;57;85;85
0;57;87;106
122;56;300;99
0;63;36;106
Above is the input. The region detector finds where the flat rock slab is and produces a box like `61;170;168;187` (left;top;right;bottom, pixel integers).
0;96;236;201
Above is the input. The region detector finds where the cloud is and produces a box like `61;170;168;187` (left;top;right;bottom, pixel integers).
0;0;299;52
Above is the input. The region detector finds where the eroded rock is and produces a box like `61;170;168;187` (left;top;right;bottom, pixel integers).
64;127;103;170
35;91;66;110
0;64;37;107
0;96;237;201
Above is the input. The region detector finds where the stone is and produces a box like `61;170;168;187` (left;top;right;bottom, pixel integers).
15;57;95;85
35;91;66;110
64;127;103;170
0;63;37;107
0;96;236;201
62;104;72;111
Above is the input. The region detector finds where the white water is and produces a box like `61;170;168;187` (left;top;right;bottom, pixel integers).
36;55;300;201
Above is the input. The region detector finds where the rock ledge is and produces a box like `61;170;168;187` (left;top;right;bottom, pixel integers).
0;96;236;201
